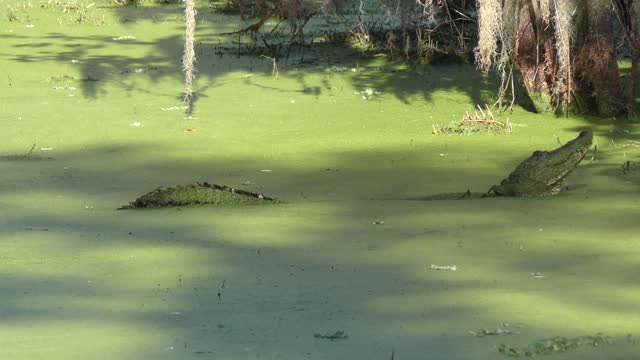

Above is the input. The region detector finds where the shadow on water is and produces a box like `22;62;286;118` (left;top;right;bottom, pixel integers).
2;3;640;359
4;1;640;138
0;142;639;359
1;3;506;114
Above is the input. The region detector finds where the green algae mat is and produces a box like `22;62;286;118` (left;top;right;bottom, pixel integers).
1;1;640;360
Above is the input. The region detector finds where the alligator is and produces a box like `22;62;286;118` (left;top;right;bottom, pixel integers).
121;131;593;208
119;182;278;209
488;130;593;197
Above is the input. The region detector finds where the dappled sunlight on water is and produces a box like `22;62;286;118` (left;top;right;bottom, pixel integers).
1;2;639;359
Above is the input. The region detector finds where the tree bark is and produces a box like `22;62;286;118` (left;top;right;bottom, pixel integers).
513;0;625;115
573;0;625;116
613;0;640;115
513;2;559;113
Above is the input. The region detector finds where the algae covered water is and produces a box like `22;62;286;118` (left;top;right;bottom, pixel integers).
1;2;639;359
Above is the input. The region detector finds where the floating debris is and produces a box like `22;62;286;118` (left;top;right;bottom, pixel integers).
314;331;348;340
112;35;136;40
530;272;545;279
498;333;613;357
354;88;382;100
161;106;189;111
324;66;348;72
429;264;457;271
470;324;519;337
433;105;512;135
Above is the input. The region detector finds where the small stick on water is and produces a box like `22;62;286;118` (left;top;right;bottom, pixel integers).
27;143;36;156
260;55;279;79
217;279;226;301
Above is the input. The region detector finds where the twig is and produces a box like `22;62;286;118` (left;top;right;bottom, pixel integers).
26;143;36;157
485;105;495;121
477;104;486;118
510;66;516;110
219;10;275;36
260;55;279;79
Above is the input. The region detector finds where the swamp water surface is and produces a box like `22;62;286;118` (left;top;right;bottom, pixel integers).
1;2;640;359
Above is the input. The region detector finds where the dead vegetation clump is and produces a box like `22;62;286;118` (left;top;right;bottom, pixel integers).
212;0;474;63
41;0;105;24
432;105;512;135
6;2;33;22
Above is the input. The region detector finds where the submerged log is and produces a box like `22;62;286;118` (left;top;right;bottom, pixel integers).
489;130;593;197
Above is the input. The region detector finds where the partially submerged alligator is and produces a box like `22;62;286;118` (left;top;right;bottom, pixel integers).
121;131;593;208
488;130;593;197
119;182;278;209
422;130;594;200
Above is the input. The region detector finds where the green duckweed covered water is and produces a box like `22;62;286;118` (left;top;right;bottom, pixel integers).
0;1;639;359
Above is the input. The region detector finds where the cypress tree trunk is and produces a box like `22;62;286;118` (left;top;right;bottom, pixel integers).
511;0;625;115
629;37;640;115
513;3;557;113
613;0;640;115
573;0;624;116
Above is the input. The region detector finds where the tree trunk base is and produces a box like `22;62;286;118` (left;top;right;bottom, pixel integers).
527;91;555;113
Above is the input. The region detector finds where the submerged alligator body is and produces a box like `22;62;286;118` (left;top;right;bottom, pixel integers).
119;182;278;209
